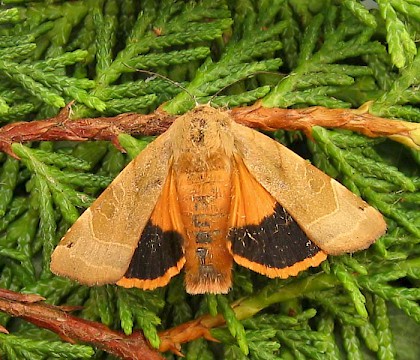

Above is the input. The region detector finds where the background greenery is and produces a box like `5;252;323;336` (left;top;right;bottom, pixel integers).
0;0;419;359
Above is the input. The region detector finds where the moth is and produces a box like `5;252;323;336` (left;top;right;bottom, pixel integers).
51;106;386;294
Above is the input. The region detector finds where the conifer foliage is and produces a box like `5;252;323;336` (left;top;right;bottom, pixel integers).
0;1;419;359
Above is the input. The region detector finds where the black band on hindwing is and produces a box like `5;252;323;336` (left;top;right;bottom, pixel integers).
229;203;321;268
124;220;184;280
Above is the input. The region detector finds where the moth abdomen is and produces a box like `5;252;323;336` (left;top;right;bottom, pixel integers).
177;169;234;294
195;229;221;243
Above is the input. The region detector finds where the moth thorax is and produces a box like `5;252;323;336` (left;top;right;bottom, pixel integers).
172;108;235;161
174;151;233;174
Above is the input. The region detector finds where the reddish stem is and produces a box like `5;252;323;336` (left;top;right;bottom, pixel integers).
0;288;164;360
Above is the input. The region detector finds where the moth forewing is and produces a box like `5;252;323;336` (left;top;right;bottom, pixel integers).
230;120;387;254
50;128;175;285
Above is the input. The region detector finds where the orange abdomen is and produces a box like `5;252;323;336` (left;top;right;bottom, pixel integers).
176;168;233;294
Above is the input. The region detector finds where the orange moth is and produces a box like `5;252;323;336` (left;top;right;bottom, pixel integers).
50;106;386;294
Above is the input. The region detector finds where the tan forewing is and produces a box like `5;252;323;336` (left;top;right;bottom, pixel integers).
50;128;174;285
230;121;387;255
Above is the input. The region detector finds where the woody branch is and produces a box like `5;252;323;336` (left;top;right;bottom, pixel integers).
0;104;418;157
0;288;223;357
0;105;177;157
0;288;164;360
230;102;419;149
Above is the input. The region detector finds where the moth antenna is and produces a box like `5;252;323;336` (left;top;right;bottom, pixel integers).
207;71;284;107
121;64;198;106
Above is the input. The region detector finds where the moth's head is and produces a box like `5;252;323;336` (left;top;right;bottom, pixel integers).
172;105;234;155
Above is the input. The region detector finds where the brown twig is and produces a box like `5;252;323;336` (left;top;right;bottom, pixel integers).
0;105;176;158
230;102;420;149
0;287;222;358
158;313;224;354
0;103;418;158
0;288;164;360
